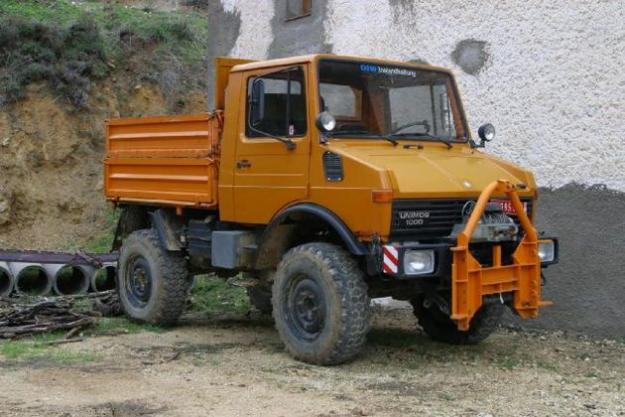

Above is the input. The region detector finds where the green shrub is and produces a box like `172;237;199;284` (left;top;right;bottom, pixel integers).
0;16;107;108
0;0;209;110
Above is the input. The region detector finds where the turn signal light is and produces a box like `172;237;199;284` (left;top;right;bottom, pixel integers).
372;189;393;203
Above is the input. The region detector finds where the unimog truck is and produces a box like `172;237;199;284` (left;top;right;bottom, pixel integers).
105;55;558;365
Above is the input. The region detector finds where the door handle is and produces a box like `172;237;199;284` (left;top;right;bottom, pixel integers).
236;159;252;169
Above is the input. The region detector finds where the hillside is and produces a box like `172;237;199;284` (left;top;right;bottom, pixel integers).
0;0;210;250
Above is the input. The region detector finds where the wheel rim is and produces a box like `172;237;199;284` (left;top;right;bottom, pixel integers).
286;274;326;341
125;256;153;308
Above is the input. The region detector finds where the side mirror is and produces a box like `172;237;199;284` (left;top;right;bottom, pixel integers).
476;123;495;147
249;78;265;126
315;111;336;132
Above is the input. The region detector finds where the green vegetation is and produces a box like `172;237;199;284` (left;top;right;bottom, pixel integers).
83;208;118;253
0;333;100;364
0;317;164;364
191;276;251;318
0;0;208;108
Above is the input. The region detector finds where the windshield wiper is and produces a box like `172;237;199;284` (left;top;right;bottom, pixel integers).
327;131;398;146
326;130;371;136
389;132;453;149
380;135;399;146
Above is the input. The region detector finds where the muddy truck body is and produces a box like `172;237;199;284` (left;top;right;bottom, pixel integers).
104;55;558;365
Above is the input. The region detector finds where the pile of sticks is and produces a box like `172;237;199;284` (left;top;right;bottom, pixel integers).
0;291;116;339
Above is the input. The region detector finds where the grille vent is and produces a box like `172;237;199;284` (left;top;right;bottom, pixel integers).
391;199;533;239
323;152;343;181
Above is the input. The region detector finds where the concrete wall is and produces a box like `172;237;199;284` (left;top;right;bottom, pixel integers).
209;0;625;336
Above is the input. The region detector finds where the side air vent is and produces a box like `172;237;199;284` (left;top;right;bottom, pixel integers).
323;151;343;181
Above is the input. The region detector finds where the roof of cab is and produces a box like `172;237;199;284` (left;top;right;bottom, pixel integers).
230;54;454;76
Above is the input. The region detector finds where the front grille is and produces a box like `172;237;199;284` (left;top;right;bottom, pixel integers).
391;199;533;239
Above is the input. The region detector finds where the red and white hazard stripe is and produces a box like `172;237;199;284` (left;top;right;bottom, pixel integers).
382;245;399;275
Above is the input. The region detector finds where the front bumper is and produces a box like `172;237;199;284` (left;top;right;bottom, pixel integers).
378;180;558;331
379;237;559;279
380;242;452;279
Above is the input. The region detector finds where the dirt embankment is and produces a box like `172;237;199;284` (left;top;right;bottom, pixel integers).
0;81;206;250
0;1;210;250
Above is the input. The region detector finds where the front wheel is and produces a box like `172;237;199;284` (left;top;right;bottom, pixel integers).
272;243;370;365
412;296;504;345
117;229;192;325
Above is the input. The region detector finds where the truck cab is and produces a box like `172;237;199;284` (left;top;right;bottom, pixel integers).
105;54;558;365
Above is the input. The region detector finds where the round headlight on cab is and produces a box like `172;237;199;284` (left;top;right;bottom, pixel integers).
316;111;336;132
478;123;496;142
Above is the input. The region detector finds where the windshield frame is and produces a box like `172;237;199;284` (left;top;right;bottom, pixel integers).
315;58;471;143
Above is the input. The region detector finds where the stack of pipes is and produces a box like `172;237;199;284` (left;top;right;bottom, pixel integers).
0;251;117;298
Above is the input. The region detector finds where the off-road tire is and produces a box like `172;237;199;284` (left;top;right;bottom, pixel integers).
412;297;504;345
272;243;370;365
118;229;191;325
247;286;273;314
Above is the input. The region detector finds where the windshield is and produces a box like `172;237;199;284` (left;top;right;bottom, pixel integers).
318;59;468;141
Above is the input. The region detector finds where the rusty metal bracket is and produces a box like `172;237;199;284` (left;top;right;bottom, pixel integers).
0;250;118;266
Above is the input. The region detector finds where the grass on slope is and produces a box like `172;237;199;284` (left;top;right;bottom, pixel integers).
0;0;208;108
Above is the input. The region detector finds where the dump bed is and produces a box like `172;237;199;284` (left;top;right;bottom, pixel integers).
104;113;221;208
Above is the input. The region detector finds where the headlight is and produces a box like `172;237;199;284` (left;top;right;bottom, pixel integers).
403;250;435;275
538;240;555;263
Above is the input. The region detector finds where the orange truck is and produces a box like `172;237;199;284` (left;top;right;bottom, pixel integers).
105;55;558;365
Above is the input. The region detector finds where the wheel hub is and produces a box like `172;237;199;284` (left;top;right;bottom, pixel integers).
126;257;152;307
287;276;326;340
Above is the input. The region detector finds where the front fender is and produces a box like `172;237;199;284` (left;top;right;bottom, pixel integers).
254;203;368;269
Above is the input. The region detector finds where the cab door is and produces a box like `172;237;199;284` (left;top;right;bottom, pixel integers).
233;65;311;224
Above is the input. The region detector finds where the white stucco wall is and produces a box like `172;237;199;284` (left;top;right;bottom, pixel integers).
221;0;275;59
223;0;625;191
325;0;625;191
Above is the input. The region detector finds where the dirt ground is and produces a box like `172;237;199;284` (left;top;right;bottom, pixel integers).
0;305;623;417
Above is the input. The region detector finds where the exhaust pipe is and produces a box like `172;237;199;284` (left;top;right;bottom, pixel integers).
45;264;92;296
0;262;14;297
91;265;117;292
12;263;53;296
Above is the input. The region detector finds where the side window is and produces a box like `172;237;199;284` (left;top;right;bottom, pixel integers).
319;83;361;120
246;67;307;138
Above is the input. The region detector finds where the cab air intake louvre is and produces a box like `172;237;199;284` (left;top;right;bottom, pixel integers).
323;151;343;181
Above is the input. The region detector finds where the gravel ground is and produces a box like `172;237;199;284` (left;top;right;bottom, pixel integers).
0;304;623;417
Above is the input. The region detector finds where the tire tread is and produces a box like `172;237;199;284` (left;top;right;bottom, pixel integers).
272;243;370;365
119;229;190;325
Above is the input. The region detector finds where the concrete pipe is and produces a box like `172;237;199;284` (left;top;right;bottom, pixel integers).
45;264;92;296
91;264;117;292
11;263;53;296
0;262;15;297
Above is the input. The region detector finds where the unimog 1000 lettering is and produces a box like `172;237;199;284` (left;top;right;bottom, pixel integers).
105;55;558;365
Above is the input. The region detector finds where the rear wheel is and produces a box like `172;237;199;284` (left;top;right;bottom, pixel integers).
118;229;191;325
272;243;370;365
412;296;504;345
